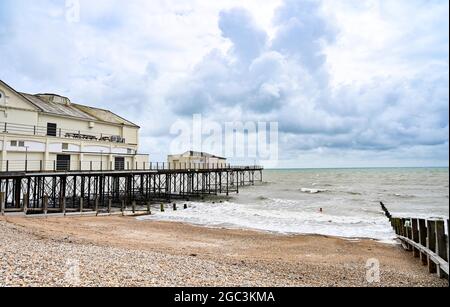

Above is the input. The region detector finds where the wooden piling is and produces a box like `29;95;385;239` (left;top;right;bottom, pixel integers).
0;192;5;216
147;201;151;215
43;195;48;216
427;220;437;274
382;203;448;278
403;218;412;250
108;199;112;214
418;219;428;266
79;197;84;213
435;220;447;278
160;204;165;212
61;197;66;216
411;218;420;258
132;201;136;214
23;193;28;214
94;197;99;215
173;203;177;211
394;218;400;235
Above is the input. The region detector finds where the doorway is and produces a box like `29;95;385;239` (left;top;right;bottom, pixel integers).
115;157;125;171
56;155;71;171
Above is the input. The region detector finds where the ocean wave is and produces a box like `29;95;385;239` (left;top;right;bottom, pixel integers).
300;188;328;194
389;193;416;199
301;187;363;196
344;191;363;196
138;200;396;242
312;183;333;187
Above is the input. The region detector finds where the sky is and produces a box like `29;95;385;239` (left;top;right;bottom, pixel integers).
0;0;448;168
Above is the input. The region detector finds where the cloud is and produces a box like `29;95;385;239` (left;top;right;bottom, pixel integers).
165;0;448;165
219;8;268;63
271;0;336;72
0;0;448;166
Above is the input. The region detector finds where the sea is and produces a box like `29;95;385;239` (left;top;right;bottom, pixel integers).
139;168;449;242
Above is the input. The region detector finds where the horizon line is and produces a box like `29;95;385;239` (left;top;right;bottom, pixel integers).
263;166;449;170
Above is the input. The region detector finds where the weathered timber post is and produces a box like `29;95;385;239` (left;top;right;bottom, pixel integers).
184;204;188;210
411;219;420;258
396;218;402;236
121;200;125;216
132;201;136;214
94;198;99;216
23;193;28;215
418;219;428;266
43;195;48;216
173;203;177;211
147;201;151;215
226;171;229;196
108;198;112;214
160;203;165;212
402;218;411;250
0;192;5;216
61;196;66;216
447;219;449;269
435;220;447;278
79;197;84;214
427;220;437;274
392;218;398;234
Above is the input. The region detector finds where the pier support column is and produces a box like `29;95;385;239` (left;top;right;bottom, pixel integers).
0;191;5;215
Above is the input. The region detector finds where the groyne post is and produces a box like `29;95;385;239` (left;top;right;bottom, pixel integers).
411;219;420;258
435;220;447;278
427;220;437;274
418;219;428;266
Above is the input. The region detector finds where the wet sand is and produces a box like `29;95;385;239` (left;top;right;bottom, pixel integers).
0;215;447;287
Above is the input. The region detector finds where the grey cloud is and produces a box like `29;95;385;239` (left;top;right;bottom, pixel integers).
219;8;268;63
271;0;336;72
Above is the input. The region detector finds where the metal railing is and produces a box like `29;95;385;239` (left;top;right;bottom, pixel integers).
0;160;264;173
1;122;127;144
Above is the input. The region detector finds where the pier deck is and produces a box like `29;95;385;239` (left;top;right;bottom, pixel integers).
0;166;263;215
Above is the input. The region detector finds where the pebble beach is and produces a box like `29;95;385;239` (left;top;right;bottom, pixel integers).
0;215;448;287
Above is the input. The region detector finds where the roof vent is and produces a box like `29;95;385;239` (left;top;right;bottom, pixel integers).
36;94;71;106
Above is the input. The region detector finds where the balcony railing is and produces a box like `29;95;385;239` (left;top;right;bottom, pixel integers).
1;122;126;144
0;160;263;173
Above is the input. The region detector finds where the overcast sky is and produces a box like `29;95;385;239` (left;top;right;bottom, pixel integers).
0;0;448;168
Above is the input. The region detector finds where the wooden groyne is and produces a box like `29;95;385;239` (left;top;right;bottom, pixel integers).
0;165;263;216
380;202;449;279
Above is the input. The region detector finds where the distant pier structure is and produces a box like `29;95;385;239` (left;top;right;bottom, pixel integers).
0;164;263;215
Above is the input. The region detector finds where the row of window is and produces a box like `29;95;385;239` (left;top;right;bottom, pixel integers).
10;141;68;149
10;140;25;147
9;140;134;154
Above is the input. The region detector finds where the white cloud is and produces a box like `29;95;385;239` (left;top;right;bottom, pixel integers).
0;0;448;166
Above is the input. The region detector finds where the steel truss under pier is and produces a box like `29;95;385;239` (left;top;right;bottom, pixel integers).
0;167;263;214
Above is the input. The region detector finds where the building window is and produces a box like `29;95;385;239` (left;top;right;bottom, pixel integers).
47;123;57;137
10;140;17;147
127;149;134;154
115;157;125;171
18;141;25;147
62;143;69;150
56;155;71;171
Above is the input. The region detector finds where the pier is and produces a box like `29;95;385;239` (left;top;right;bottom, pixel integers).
0;164;263;215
